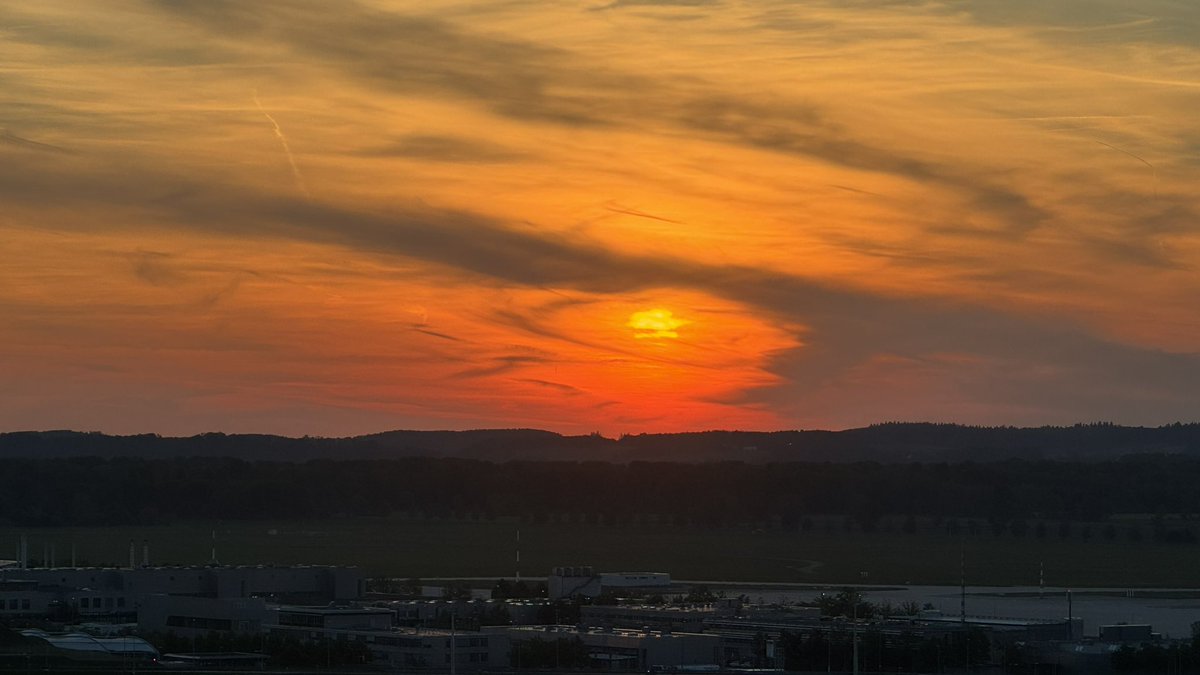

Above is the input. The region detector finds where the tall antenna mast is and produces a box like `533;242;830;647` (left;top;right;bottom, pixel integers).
959;537;966;624
450;610;457;675
852;593;859;675
1067;589;1074;641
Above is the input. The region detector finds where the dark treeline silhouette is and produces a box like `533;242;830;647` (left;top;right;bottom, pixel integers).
5;454;1200;527
5;422;1200;463
1111;637;1200;672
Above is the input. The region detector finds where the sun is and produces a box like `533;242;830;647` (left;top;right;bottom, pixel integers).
627;308;688;340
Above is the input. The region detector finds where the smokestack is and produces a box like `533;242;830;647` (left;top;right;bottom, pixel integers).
142;540;149;567
129;541;136;569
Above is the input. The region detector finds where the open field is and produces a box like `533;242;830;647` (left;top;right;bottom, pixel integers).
4;517;1199;587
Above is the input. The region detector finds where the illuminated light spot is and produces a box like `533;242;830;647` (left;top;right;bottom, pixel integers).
628;308;687;339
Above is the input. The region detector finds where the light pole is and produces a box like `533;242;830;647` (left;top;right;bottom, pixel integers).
1067;589;1074;641
852;594;859;675
826;629;831;673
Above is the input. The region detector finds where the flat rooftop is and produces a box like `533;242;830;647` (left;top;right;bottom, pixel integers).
278;606;392;615
916;615;1065;627
511;625;708;639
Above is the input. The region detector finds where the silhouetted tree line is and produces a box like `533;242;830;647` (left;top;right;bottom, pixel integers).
8;455;1200;526
816;588;877;620
1111;636;1200;673
491;578;545;600
7;422;1200;463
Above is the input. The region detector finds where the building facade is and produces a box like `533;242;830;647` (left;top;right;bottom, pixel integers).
501;625;720;671
0;564;364;621
265;606;511;670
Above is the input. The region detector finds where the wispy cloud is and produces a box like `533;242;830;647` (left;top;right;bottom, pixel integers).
2;0;1200;434
0;130;72;154
253;92;310;199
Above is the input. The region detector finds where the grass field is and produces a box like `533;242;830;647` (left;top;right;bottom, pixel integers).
3;517;1198;588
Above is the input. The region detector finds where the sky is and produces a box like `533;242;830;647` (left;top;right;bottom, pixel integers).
3;0;1200;437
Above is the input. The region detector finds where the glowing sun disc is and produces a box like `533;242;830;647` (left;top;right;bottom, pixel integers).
628;308;687;339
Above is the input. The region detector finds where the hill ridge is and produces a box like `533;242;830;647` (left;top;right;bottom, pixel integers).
3;422;1200;462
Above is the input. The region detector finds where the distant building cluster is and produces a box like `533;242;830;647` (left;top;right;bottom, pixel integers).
0;555;1182;672
548;566;671;599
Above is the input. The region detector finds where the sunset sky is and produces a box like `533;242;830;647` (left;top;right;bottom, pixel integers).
3;0;1200;436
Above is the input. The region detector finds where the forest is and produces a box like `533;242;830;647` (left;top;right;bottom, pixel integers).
3;453;1200;528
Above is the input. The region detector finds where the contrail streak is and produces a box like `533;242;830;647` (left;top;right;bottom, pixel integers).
1096;140;1157;199
603;200;683;224
254;92;310;199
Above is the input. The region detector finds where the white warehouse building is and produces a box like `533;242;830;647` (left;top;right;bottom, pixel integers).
548;567;670;600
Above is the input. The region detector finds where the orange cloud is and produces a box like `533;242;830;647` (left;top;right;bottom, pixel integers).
2;0;1200;435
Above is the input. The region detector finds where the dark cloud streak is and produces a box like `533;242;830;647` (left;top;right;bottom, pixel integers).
0;130;73;154
358;135;526;163
152;0;1050;236
11;144;1197;420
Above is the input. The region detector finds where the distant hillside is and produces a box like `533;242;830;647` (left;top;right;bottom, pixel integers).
3;423;1200;462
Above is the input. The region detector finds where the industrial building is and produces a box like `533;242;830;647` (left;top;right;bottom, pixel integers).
0;579;59;618
265;606;511;670
389;598;549;627
498;624;720;671
599;572;671;589
1099;623;1156;643
0;564;364;622
548;566;670;599
901;613;1082;643
137;595;274;638
16;630;159;663
581;604;734;633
